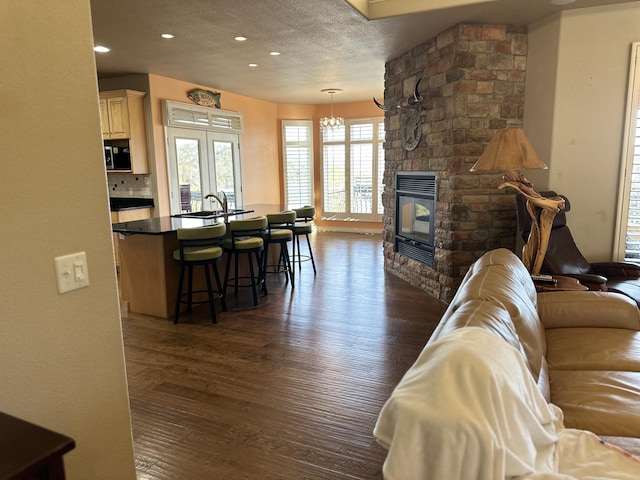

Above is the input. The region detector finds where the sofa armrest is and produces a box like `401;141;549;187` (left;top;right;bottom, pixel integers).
558;273;608;291
591;261;640;279
537;291;640;330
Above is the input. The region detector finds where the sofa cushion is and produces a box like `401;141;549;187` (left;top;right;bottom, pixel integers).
538;291;640;330
433;248;546;382
546;328;640;371
551;370;640;437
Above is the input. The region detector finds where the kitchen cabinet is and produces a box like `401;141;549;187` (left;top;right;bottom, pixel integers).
111;207;152;270
100;96;130;139
99;89;149;174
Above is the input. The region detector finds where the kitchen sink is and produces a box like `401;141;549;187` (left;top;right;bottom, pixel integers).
171;208;252;219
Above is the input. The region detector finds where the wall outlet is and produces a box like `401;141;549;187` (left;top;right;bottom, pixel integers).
54;251;89;294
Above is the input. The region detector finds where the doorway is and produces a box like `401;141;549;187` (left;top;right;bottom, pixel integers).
165;127;243;214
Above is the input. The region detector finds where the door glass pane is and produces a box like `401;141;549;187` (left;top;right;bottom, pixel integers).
176;138;202;212
212;141;236;209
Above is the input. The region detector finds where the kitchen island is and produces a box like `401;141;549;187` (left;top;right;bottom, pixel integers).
112;205;281;318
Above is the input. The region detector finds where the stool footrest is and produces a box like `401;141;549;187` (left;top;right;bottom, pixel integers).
177;289;224;304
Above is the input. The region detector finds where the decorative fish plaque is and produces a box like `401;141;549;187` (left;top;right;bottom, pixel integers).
187;89;221;108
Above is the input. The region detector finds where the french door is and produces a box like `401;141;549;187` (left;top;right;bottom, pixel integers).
166;127;243;214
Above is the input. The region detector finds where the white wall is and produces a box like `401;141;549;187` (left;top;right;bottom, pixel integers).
0;1;137;478
526;2;640;261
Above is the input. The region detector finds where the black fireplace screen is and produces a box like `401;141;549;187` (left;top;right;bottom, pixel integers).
395;173;436;267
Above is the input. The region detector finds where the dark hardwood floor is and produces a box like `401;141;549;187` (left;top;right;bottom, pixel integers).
122;231;448;480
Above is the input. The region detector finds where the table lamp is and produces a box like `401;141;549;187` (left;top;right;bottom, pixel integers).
470;128;565;274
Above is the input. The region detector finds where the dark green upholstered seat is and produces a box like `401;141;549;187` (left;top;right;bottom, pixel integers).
223;216;268;306
173;223;227;324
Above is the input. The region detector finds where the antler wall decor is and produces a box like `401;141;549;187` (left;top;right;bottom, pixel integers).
373;77;423;111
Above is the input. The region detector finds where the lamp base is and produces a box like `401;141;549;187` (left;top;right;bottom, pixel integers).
498;171;565;275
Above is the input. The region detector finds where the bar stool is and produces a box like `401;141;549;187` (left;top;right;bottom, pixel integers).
293;206;317;275
223;216;268;306
264;210;296;287
173;223;227;324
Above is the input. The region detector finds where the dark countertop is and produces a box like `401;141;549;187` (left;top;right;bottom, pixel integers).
113;216;226;235
110;197;155;212
111;205;286;235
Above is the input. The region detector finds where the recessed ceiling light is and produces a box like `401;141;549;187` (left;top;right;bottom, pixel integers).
248;63;258;68
161;33;174;39
94;45;110;53
549;0;576;5
270;51;281;56
235;36;247;41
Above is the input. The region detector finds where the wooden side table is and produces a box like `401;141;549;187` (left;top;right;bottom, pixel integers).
0;412;75;480
536;275;589;292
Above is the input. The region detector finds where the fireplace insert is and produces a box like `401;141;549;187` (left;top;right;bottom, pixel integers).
395;172;436;267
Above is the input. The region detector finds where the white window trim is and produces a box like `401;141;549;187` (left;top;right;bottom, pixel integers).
162;100;244;134
282;120;314;209
614;42;640;260
320;117;384;223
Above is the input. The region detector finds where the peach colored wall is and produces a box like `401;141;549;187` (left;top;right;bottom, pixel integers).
147;75;382;231
148;74;280;215
277;101;384;231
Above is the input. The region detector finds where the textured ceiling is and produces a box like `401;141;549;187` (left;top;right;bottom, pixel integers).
90;0;635;104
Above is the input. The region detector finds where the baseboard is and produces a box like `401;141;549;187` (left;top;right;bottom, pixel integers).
315;225;382;235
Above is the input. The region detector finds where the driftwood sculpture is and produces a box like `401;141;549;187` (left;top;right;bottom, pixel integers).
498;171;565;275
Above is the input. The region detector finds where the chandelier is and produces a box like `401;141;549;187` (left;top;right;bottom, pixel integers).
319;89;344;128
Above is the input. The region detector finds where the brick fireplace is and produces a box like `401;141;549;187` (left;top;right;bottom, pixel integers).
382;23;528;303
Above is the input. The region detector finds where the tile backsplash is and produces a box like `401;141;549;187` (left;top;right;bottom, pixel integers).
108;173;153;198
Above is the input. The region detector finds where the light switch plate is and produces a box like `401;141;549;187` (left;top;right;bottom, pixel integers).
54;251;89;294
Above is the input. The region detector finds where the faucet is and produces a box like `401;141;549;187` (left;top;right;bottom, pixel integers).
205;191;228;213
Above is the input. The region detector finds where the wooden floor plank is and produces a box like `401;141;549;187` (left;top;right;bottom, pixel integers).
123;231;447;479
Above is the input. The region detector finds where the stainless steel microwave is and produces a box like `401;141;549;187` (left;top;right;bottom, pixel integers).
104;145;130;170
104;146;114;169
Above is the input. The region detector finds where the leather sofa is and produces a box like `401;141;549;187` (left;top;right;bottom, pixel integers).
375;248;640;479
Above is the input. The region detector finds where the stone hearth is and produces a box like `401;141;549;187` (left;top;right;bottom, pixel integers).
382;23;528;303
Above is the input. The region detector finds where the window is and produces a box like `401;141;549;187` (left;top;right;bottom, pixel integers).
282;121;314;209
321;118;385;221
615;42;640;260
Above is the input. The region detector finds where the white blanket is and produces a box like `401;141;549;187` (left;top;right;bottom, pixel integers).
374;328;640;480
